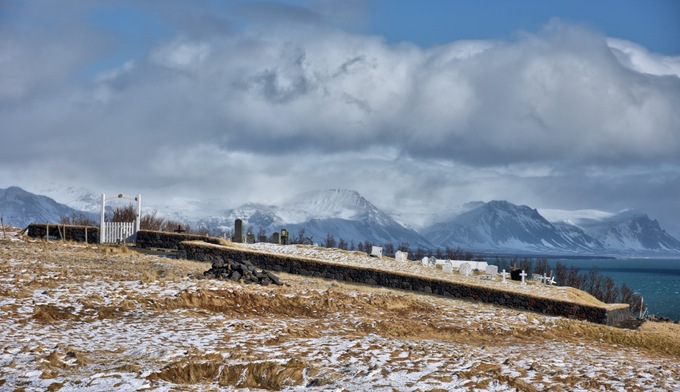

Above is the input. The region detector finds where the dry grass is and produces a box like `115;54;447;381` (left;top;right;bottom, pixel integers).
1;238;678;391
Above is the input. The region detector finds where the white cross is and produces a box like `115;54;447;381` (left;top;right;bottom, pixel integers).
520;270;527;285
501;269;508;283
542;273;547;285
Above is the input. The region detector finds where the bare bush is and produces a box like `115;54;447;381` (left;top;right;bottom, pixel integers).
140;210;165;231
59;213;97;226
111;204;137;222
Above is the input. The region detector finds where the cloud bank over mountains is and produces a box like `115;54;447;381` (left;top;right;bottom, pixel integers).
1;2;679;236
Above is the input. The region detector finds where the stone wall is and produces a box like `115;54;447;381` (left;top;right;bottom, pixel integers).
27;223;99;243
136;230;225;251
180;241;631;326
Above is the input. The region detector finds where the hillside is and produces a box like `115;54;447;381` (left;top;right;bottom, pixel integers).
1;231;679;390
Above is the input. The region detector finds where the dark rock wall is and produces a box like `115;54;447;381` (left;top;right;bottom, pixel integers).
180;242;630;326
136;230;225;251
27;223;99;243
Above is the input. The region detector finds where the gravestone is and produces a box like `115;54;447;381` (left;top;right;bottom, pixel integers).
459;262;472;277
520;270;527;285
421;257;429;266
473;261;489;272
370;246;383;258
442;260;453;273
428;257;437;268
280;229;289;245
272;232;280;244
233;219;243;243
531;273;543;283
510;269;523;281
485;265;498;275
246;231;255;244
395;250;408;262
501;269;508;283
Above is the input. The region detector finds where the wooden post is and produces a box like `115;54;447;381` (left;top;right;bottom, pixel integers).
100;193;106;244
640;297;644;319
85;226;88;244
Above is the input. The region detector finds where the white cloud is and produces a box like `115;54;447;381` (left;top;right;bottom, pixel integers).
1;6;679;236
608;38;680;77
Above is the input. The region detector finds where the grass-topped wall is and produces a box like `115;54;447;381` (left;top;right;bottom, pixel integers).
179;241;630;326
136;230;227;250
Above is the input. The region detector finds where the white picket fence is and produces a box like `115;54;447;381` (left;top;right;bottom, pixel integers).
102;222;136;244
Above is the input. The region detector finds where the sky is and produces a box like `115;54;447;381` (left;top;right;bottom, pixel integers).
1;0;680;236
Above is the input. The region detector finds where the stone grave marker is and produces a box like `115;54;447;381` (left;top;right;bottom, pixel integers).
485;265;498;275
395;250;408;262
422;257;429;266
442;260;453;273
501;269;508;283
428;257;437;268
370;246;383;258
459;262;473;277
520;270;527;285
233;219;243;243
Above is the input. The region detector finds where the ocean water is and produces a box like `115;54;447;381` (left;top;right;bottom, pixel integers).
547;258;680;321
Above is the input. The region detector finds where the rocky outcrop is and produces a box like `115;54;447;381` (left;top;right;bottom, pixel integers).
203;256;283;286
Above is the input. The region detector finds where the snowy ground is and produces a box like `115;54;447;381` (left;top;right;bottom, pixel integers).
1;232;678;391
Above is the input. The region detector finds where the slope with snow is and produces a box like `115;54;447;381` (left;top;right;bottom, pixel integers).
422;200;606;254
0;186;98;228
199;189;432;248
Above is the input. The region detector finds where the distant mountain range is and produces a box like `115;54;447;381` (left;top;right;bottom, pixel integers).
0;186;99;228
2;185;680;256
196;189;433;248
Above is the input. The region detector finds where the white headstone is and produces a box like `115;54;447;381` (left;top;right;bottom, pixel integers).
520;270;527;285
485;265;498;275
442;260;453;273
395;250;408;262
427;256;437;268
422;257;429;266
501;269;508;283
473;261;488;271
459;262;473;277
370;246;383;258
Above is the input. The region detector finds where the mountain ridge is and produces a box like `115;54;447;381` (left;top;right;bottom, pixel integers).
3;186;680;256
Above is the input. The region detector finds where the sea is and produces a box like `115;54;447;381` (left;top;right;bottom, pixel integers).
547;258;680;321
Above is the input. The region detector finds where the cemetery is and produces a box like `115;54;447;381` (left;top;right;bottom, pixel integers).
25;220;632;326
178;239;630;326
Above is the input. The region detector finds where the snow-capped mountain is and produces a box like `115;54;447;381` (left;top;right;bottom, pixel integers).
0;186;98;228
545;209;680;253
39;185;102;213
198;189;433;248
423;201;680;255
421;200;606;254
5;185;680;256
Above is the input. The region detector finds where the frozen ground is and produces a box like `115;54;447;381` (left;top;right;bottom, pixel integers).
1;231;679;391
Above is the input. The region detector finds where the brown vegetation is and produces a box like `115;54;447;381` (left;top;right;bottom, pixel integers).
0;236;678;391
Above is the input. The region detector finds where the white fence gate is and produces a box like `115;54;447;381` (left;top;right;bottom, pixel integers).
100;193;141;244
102;222;136;244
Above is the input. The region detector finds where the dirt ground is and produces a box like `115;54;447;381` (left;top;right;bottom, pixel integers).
1;235;679;391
